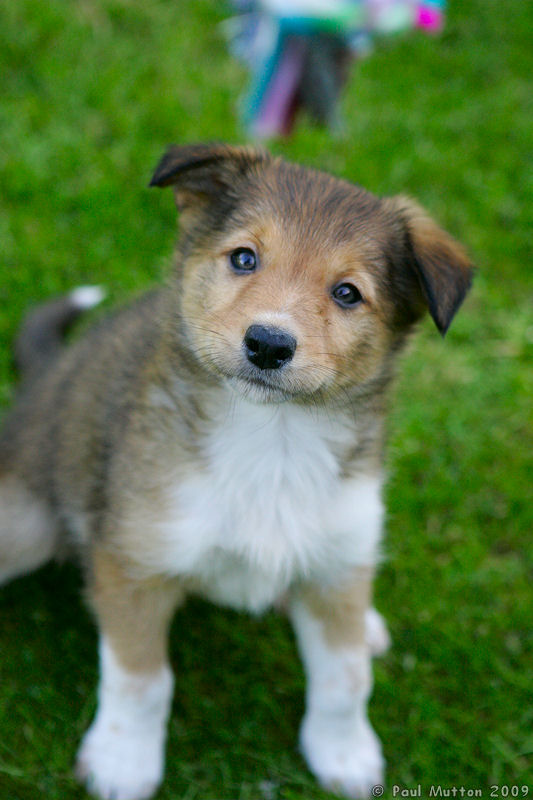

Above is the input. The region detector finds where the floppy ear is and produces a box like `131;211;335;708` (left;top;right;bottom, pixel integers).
149;142;268;210
388;196;474;335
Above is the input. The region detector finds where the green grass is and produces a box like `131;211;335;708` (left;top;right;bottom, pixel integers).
0;0;531;798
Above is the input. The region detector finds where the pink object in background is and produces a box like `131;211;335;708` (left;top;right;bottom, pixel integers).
417;5;444;32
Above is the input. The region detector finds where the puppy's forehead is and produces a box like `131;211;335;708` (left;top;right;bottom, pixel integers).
234;160;390;254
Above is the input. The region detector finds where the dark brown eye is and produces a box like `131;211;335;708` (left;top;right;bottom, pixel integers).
230;247;257;274
331;283;363;308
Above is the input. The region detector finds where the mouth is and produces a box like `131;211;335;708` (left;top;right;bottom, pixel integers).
203;353;325;404
227;369;296;403
245;373;285;390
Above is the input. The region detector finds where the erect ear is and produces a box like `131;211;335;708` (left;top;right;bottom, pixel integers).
387;196;474;335
149;142;268;211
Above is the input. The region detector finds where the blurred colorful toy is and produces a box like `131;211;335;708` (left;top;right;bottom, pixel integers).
224;0;446;138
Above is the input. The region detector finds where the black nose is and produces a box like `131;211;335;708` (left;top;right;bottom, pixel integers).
244;325;297;371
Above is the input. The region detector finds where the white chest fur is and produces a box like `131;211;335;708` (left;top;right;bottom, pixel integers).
153;394;384;612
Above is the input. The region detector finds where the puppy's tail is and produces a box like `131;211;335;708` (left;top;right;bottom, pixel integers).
14;286;105;381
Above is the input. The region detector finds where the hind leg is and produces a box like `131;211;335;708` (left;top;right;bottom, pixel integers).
0;474;57;585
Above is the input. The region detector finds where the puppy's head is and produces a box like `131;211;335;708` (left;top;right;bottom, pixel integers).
151;144;473;404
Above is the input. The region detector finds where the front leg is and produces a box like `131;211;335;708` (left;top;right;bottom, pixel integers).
289;568;385;799
77;548;183;800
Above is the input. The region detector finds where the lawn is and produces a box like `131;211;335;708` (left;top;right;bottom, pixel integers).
0;1;531;799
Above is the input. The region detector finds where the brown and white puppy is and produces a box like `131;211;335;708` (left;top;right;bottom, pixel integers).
0;144;472;800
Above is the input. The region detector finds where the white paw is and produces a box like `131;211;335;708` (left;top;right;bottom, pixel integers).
365;608;391;657
301;714;385;799
76;720;164;800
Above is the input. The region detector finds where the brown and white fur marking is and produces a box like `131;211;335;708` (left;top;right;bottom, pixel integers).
0;144;472;799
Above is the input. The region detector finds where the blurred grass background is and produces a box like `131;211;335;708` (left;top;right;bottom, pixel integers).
0;0;531;798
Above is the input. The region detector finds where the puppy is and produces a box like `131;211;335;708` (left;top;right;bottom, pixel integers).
0;144;472;800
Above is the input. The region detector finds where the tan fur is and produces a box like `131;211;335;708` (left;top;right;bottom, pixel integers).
89;547;184;673
298;567;374;648
179;216;392;403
